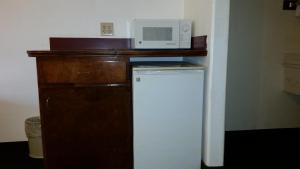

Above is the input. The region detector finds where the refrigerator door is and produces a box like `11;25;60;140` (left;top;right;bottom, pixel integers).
133;68;204;169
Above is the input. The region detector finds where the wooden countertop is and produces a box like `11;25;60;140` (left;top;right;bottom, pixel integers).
27;49;207;57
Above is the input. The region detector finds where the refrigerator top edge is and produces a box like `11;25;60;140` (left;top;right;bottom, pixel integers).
132;66;205;71
131;61;205;71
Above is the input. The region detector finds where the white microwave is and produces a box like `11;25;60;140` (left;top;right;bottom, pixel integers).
131;19;192;49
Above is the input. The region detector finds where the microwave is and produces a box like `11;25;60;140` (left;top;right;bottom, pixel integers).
131;19;192;49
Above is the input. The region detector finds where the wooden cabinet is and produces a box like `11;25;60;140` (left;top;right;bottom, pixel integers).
28;48;206;169
39;86;132;169
34;55;132;169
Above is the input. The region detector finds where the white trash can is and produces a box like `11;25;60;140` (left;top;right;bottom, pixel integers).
25;116;43;159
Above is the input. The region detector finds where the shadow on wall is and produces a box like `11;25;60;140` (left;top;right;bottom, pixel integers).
286;93;300;104
0;99;38;142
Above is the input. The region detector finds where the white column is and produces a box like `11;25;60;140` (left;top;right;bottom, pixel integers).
202;0;230;167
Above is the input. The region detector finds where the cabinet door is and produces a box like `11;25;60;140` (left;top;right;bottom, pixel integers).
39;86;132;169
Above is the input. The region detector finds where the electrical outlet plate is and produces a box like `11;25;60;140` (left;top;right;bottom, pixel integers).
101;22;114;36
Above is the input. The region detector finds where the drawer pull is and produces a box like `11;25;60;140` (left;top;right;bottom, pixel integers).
46;97;50;107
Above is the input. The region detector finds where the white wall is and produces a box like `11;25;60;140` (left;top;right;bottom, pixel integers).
203;0;229;166
184;0;230;167
0;0;184;142
226;0;300;131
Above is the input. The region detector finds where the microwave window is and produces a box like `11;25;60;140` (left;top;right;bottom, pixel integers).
143;27;172;41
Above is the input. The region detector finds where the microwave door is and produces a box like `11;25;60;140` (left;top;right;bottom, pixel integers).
136;22;179;49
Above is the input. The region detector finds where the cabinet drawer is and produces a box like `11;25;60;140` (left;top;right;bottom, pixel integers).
37;58;127;84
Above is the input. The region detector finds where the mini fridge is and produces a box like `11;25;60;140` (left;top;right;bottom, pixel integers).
132;62;204;169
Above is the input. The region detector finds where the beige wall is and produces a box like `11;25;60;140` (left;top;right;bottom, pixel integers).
0;0;184;142
184;0;213;65
184;0;212;37
226;0;300;131
258;0;300;128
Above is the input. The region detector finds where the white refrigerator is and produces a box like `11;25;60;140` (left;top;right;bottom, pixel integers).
132;64;204;169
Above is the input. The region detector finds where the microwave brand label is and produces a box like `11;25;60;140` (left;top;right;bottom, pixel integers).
166;43;176;45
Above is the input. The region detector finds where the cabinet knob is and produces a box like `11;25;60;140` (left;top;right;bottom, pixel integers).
46;97;50;107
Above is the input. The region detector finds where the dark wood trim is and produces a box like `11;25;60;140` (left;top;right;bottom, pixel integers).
35;55;129;61
27;49;207;58
50;38;132;50
49;36;207;51
192;36;207;49
38;83;131;88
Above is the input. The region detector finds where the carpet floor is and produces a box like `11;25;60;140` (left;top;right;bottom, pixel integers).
0;129;299;169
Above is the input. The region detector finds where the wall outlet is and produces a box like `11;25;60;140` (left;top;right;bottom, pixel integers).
283;0;297;10
101;22;114;36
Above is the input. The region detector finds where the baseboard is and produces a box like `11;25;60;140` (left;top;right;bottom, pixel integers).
0;141;28;159
226;127;300;133
201;161;224;169
225;128;300;142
